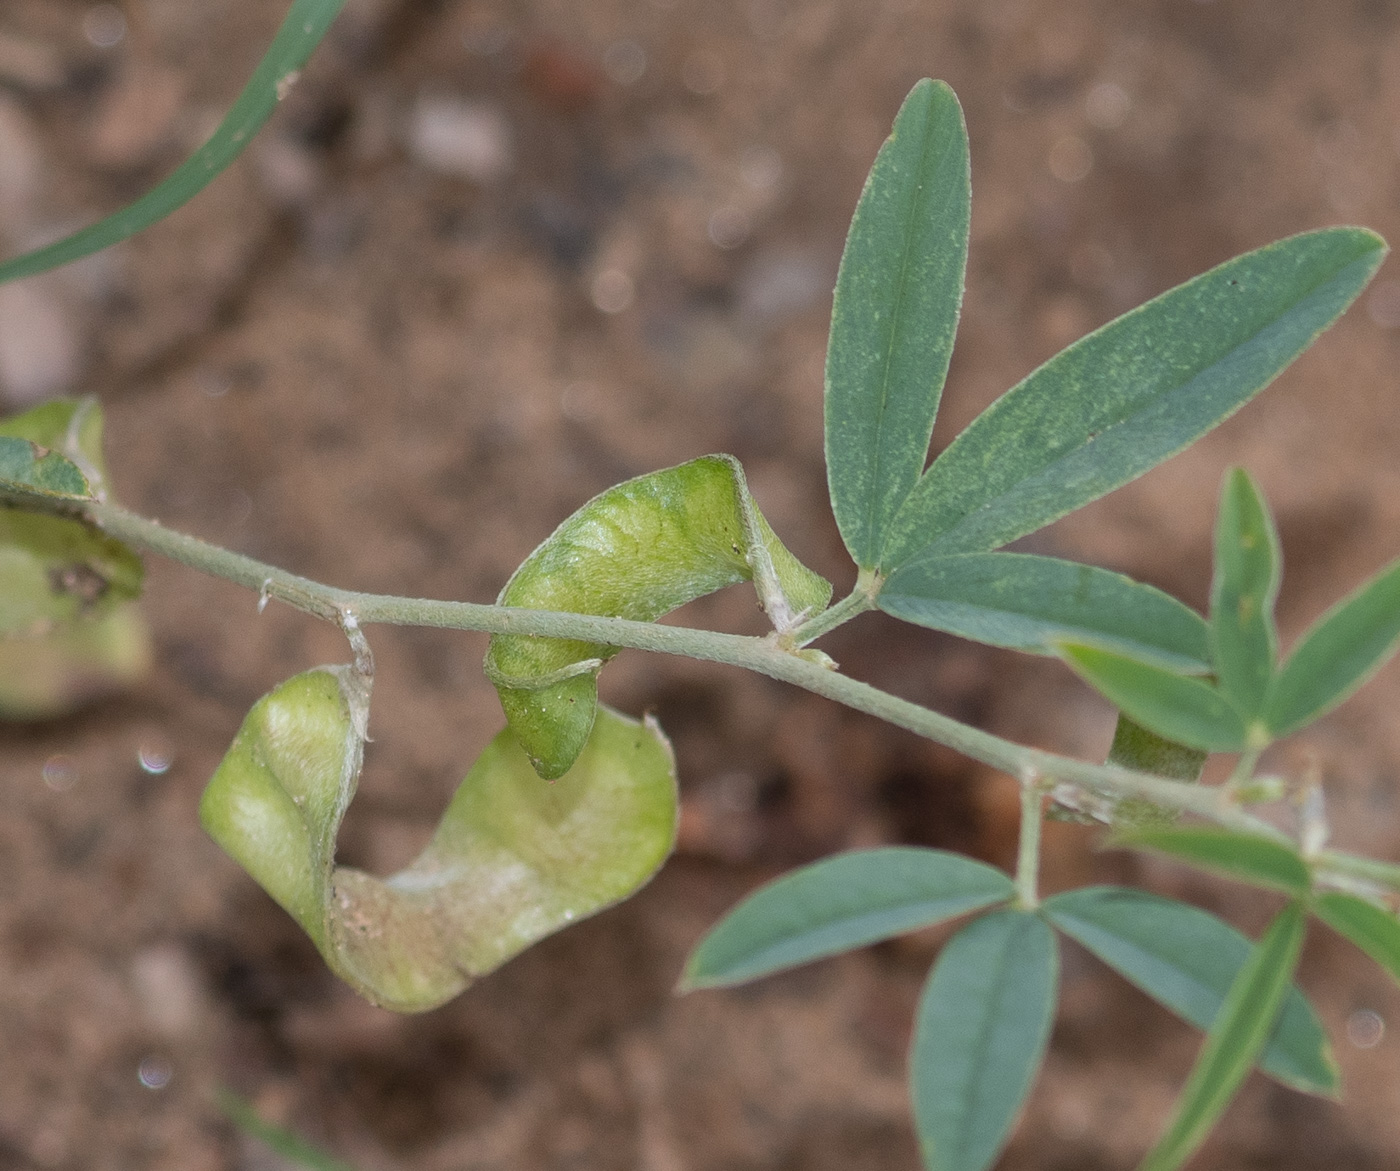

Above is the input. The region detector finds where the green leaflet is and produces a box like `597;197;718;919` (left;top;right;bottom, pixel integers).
1209;468;1281;718
0;438;89;499
1043;887;1336;1095
824;79;970;569
1110;826;1312;896
680;847;1014;990
486;455;831;779
880;552;1209;671
200;666;679;1013
910;911;1057;1171
1313;892;1400;988
1058;642;1249;752
0;0;347;286
0;396;109;497
878;228;1386;571
1265;556;1400;737
1139;901;1307;1171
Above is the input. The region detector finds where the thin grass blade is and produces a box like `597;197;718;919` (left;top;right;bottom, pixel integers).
0;0;346;285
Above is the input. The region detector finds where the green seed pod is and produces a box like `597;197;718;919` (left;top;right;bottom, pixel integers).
487;454;831;778
200;664;678;1012
0;397;150;718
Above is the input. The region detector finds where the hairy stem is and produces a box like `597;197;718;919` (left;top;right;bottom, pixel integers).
74;499;1395;893
1015;778;1044;909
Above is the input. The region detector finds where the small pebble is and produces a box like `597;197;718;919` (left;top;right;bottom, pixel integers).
407;95;512;183
0;281;81;405
89;64;185;169
0;30;65;91
0;96;42;223
131;944;204;1036
737;247;831;323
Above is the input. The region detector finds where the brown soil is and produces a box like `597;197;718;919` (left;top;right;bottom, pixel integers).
3;1;1400;1168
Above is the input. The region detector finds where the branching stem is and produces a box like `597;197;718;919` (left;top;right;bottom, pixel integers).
71;497;1397;897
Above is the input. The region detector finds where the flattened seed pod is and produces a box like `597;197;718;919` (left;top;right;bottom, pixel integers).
200;664;679;1012
486;455;832;778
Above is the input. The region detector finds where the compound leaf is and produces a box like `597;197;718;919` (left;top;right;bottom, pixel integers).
1313;891;1400;988
1139;902;1307;1171
1044;887;1336;1095
1110;826;1311;896
1210;468;1281;718
880;228;1387;570
1265;556;1400;737
681;847;1014;990
487;455;829;779
825;79;970;569
880;552;1209;671
910;911;1057;1171
1058;642;1248;752
0;0;347;285
200;666;678;1013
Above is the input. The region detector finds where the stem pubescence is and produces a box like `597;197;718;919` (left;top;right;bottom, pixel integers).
53;496;1395;898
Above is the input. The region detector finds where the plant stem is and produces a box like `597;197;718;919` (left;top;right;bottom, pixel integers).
1015;778;1044;909
788;566;882;647
73;498;1400;892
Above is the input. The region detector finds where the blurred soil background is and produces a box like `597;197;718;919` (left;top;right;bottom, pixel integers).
3;0;1400;1167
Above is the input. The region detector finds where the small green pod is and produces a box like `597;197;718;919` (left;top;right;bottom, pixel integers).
0;397;150;718
200;664;679;1012
486;455;831;778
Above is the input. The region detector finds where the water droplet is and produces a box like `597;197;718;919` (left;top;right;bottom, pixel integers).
138;744;172;776
195;367;231;397
137;1054;173;1089
42;755;77;792
82;4;126;48
590;269;635;314
1084;82;1130;130
560;381;602;422
740;145;782;193
603;40;647;86
1367;280;1400;329
1347;1008;1385;1049
1048;135;1093;183
681;50;724;96
707;206;751;250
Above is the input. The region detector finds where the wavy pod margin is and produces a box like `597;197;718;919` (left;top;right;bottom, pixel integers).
200;666;679;1012
486;455;831;778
